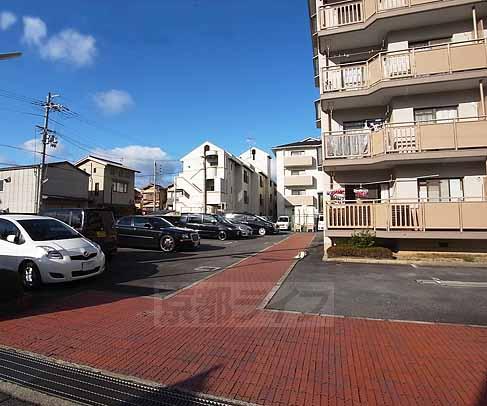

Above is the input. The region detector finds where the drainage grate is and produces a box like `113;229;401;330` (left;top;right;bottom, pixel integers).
0;348;249;406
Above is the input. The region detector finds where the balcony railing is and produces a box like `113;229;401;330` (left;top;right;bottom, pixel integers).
319;0;455;30
284;175;315;187
326;199;487;231
284;156;315;168
325;116;487;159
322;39;487;93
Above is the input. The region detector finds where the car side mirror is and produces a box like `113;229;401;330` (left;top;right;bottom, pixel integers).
6;234;18;244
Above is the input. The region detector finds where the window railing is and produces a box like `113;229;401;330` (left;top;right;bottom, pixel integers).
325;116;487;159
321;39;487;93
326;199;487;231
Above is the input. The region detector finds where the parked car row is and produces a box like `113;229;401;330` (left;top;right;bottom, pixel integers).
0;210;281;290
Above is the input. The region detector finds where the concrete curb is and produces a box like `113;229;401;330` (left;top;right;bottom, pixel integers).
324;256;487;268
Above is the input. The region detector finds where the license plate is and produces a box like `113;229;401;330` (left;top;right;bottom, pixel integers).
82;260;96;271
96;231;107;238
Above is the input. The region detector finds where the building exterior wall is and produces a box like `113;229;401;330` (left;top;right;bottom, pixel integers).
0;163;88;214
174;142;276;216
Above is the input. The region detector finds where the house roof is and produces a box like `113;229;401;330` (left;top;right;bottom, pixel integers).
272;137;322;150
0;161;90;176
141;183;164;190
75;155;140;173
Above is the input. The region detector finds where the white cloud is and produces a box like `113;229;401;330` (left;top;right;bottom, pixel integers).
22;16;47;45
92;145;180;186
21;138;64;162
41;29;96;67
0;11;17;31
93;90;135;115
22;16;96;67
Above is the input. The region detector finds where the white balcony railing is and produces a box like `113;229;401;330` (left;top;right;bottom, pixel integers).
325;116;487;159
322;39;487;93
319;0;451;30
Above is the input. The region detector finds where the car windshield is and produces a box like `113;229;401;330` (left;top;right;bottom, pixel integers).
215;215;232;224
18;219;80;241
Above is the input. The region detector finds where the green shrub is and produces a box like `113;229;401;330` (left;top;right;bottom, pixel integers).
350;229;376;248
327;245;394;259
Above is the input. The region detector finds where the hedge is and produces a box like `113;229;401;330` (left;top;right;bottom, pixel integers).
327;245;394;259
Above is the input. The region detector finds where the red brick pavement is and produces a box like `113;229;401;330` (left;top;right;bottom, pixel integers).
1;233;487;405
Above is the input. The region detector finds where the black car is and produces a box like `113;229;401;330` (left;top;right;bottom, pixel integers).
178;213;241;241
224;213;278;236
42;208;118;258
115;215;200;252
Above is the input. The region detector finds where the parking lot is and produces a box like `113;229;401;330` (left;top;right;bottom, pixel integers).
268;234;487;326
24;233;289;307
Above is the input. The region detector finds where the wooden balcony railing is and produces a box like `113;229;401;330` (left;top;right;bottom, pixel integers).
326;200;487;231
325;116;487;159
319;0;455;30
321;39;487;93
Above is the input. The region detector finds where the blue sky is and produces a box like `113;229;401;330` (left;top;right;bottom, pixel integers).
0;0;318;181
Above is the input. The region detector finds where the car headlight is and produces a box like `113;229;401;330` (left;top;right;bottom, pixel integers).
39;246;63;259
181;233;190;240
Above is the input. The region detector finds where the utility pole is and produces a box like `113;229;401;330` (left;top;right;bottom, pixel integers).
203;145;209;214
153;161;157;213
36;92;64;214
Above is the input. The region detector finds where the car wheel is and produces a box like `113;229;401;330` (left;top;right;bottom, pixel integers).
217;231;228;241
19;261;42;290
159;235;176;253
258;227;266;236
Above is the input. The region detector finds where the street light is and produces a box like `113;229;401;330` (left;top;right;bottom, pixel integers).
0;52;22;61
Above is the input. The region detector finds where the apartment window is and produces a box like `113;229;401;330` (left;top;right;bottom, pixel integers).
0;180;3;192
93;168;97;173
410;37;451;50
291;170;305;176
418;178;463;202
291;151;304;156
244;190;249;204
259;176;264;187
206;179;215;192
243;171;249;184
113;181;128;193
291;190;306;196
207;155;218;167
414;106;458;124
259;194;263;206
94;183;100;196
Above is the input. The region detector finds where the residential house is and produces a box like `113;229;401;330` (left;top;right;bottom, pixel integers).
139;183;167;214
0;162;89;214
76;155;140;216
308;0;487;251
273;137;325;228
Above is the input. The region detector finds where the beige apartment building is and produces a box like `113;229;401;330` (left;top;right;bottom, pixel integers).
308;0;487;251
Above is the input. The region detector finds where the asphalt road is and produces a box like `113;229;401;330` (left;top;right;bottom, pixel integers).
268;234;487;326
25;234;289;306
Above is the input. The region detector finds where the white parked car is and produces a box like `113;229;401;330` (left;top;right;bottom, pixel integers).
276;216;290;231
0;215;106;289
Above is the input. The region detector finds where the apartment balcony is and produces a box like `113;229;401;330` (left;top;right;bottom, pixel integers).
326;200;487;239
286;195;317;206
320;40;487;109
284;175;315;187
324;117;487;169
284;156;316;168
316;0;486;51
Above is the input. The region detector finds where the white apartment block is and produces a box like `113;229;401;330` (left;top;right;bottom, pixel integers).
308;0;487;251
172;142;277;217
273;138;325;227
